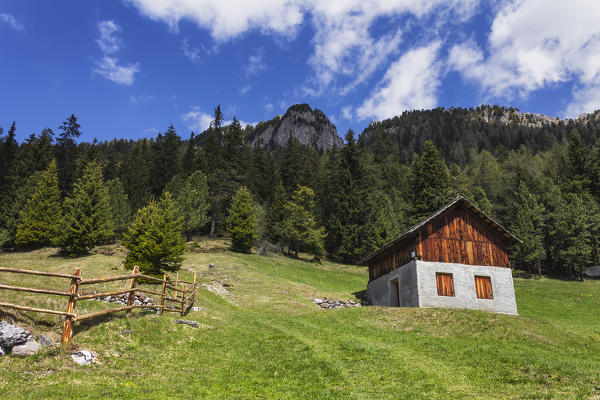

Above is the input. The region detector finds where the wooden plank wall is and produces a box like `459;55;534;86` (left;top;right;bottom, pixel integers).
419;207;510;267
368;239;415;281
368;205;511;281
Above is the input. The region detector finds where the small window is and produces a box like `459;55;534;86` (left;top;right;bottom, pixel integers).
475;276;493;299
436;273;454;296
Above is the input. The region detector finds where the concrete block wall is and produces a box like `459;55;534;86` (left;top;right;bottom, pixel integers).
365;260;518;315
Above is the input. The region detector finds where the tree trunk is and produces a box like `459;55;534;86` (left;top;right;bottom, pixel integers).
210;199;220;238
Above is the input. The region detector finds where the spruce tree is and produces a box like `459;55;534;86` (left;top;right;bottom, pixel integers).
167;171;210;241
106;178;131;239
226;186;257;253
411;140;451;223
511;181;545;275
56;114;81;194
150;125;182;196
15;160;62;248
60;160;113;255
282;186;326;260
122;192;185;275
266;181;287;243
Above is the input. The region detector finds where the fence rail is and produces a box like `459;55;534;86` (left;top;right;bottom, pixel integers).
0;266;197;344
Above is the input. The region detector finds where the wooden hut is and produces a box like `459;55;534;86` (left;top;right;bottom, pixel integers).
361;196;520;314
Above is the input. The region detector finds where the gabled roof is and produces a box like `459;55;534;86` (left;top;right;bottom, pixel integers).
359;196;521;265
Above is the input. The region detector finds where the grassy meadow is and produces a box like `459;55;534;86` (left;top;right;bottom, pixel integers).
0;240;599;399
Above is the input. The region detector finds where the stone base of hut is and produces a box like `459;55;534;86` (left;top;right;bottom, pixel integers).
365;260;518;315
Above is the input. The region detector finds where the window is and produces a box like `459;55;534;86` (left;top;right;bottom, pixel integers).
436;273;454;296
475;276;493;299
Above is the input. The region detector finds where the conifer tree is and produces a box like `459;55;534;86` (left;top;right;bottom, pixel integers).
226;186;257;253
60;160;113;255
265;181;287;243
106;178;131;239
56;114;81;194
181;132;197;176
122;192;185;275
411;140;451;223
167;171;210;241
282;186;326;259
511;181;545;275
150;125;182;196
119;140;150;212
15;160;62;248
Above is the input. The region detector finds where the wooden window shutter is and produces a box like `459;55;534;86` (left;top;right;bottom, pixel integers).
436;273;454;296
475;276;493;299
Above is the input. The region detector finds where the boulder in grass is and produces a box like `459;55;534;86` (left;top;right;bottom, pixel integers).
11;340;41;356
0;347;5;356
583;266;600;279
71;350;96;365
0;321;31;350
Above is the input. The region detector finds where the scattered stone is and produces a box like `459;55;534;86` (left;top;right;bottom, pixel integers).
36;334;54;348
0;347;5;356
121;329;132;337
71;350;96;365
85;291;156;307
175;319;199;328
208;263;216;269
0;321;31;350
191;307;206;312
312;298;362;309
202;281;235;304
11;340;41;356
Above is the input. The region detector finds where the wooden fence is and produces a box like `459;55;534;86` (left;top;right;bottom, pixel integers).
0;266;197;344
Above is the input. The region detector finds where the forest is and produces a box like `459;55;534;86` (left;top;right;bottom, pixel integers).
1;104;600;279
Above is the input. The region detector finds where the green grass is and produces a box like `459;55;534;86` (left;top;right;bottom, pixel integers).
0;241;599;399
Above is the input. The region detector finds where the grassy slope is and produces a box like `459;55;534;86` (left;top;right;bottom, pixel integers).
0;242;599;399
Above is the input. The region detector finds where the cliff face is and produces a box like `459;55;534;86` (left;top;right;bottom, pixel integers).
247;104;343;151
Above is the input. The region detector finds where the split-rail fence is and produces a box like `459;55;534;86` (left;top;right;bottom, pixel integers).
0;266;197;344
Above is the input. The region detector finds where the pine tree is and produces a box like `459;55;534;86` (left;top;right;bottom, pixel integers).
181;132;197;176
119;140;150;212
106;178;131;239
266;181;287;243
168;171;210;241
411;140;451;223
60;160;113;255
122;192;185;275
281;186;326;260
226;186;257;253
150;125;182;196
56;114;81;194
511;181;545;276
15;160;62;248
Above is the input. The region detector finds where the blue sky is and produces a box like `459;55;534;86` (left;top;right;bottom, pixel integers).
1;0;599;143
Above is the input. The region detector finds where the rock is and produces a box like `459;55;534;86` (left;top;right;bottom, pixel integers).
191;307;206;312
175;319;199;328
0;321;31;350
0;347;5;356
319;303;330;309
208;263;216;269
313;298;323;304
121;329;132;337
584;266;600;279
11;340;41;356
71;350;96;365
36;334;54;348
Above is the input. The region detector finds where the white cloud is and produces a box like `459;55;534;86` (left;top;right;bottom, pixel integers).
245;48;266;76
239;85;251;96
449;0;600;115
0;13;24;33
93;20;140;85
181;37;203;63
341;106;353;120
127;0;478;96
129;94;155;105
93;57;140;86
357;42;441;120
96;20;121;54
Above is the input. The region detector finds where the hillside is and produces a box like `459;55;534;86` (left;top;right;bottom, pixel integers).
246;104;343;151
1;242;599;399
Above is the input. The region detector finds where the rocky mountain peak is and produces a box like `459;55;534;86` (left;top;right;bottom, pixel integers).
247;104;343;151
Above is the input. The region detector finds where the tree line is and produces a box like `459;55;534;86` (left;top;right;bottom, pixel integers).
1;105;600;279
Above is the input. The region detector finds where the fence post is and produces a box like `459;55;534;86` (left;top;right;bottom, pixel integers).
61;268;80;345
159;274;167;316
192;272;197;308
180;284;186;316
126;265;139;315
